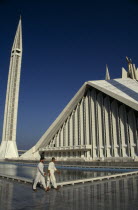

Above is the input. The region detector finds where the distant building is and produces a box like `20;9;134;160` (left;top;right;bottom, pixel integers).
21;58;138;161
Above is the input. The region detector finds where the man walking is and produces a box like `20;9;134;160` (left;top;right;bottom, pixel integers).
47;157;60;190
33;157;48;192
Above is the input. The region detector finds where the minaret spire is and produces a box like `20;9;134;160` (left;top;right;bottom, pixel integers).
124;56;138;80
105;64;110;80
0;19;23;159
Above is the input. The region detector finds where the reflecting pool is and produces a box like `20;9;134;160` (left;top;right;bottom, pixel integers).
0;163;118;182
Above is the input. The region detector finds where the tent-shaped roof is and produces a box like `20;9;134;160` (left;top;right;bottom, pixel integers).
21;78;138;159
88;78;138;111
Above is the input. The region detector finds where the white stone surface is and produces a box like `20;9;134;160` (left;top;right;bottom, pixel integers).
88;79;138;111
0;18;22;159
0;141;18;159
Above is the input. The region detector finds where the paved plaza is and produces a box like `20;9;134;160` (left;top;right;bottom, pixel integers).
0;175;138;210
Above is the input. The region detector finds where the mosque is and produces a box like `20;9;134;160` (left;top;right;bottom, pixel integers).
0;19;138;161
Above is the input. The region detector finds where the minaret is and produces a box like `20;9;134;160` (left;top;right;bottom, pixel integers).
0;18;22;159
105;65;110;80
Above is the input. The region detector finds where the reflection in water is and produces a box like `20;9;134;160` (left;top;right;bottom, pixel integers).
0;176;138;210
60;177;138;210
56;170;112;182
0;163;115;182
0;164;17;176
0;179;13;210
0;163;36;179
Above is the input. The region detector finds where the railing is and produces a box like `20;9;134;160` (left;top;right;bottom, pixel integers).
39;145;91;152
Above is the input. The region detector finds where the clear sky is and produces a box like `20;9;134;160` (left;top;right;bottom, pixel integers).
0;0;138;149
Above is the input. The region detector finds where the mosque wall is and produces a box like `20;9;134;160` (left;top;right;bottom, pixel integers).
40;87;138;161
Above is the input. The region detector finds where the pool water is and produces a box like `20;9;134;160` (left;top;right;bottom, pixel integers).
0;163;118;182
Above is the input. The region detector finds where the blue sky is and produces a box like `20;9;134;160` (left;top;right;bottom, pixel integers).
0;0;138;149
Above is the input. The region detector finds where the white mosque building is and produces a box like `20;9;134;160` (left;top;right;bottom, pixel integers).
0;19;138;161
21;58;138;161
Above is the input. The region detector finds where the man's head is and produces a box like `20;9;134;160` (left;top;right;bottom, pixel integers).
52;157;55;162
40;157;45;162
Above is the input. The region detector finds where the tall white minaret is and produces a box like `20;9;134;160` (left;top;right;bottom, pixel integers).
0;18;22;159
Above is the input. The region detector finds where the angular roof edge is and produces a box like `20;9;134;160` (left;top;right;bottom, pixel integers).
33;82;88;150
21;78;138;158
88;78;138;111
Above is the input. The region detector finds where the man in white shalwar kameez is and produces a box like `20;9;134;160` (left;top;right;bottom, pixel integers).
47;157;60;190
33;157;48;192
